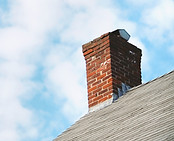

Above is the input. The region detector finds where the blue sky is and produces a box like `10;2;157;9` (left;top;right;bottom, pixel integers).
0;0;174;140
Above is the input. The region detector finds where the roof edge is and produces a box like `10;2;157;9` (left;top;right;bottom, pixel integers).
128;69;174;92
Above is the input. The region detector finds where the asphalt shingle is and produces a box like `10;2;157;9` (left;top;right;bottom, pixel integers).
54;70;174;141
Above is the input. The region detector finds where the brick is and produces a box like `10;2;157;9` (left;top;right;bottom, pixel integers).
87;85;91;89
87;71;96;78
89;101;98;108
88;99;92;105
93;95;103;102
92;80;101;87
88;78;96;85
88;92;92;97
98;81;107;88
97;73;106;80
88;94;96;100
102;68;111;74
104;91;112;97
107;94;112;99
105;54;111;60
99;96;108;103
107;77;113;83
99;89;108;95
88;86;97;93
102;82;112;89
83;49;93;56
103;74;112;81
96;67;104;73
83;30;142;110
93;87;102;95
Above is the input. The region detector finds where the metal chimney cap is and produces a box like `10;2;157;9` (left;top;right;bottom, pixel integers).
115;29;130;41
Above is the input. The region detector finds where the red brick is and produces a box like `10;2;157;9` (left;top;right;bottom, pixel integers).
88;86;97;93
99;96;108;103
107;77;113;83
96;67;104;73
102;82;112;89
83;30;142;109
88;92;92;97
93;87;102;95
103;74;112;81
99;89;108;95
92;80;101;87
93;95;103;102
87;71;96;78
98;81;107;88
89;101;98;108
88;79;96;85
88;94;96;100
97;73;106;80
108;94;112;99
104;91;112;97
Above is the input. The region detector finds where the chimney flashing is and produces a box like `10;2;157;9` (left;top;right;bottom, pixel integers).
89;96;113;112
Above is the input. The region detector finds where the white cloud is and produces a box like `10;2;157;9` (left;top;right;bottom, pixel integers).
142;0;174;43
0;77;38;140
6;0;64;33
43;45;88;122
126;0;157;6
0;0;153;140
42;0;146;123
60;1;117;44
0;0;64;140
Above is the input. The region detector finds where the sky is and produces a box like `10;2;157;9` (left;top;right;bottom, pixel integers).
0;0;174;141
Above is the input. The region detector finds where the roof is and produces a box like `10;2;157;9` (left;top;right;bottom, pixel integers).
54;70;174;141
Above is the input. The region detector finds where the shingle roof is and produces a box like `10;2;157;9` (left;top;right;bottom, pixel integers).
54;70;174;141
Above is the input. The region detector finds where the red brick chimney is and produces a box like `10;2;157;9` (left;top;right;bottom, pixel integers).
82;29;142;112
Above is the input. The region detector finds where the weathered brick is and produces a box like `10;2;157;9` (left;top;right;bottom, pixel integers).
99;89;108;95
102;82;112;89
87;71;96;78
98;81;107;88
83;49;93;56
97;73;106;80
88;94;96;100
83;29;142;110
93;95;103;102
89;101;98;108
99;96;108;103
88;86;97;93
92;80;101;87
93;87;102;95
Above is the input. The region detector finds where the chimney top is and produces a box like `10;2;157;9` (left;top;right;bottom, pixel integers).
82;29;142;112
113;29;130;41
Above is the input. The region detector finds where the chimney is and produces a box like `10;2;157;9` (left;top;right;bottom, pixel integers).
82;29;142;112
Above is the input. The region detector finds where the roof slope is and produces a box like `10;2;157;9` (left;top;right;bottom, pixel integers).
54;70;174;141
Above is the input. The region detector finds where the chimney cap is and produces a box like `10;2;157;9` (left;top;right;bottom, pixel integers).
114;29;130;41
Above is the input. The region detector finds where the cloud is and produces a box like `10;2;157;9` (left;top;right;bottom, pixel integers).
60;1;117;44
142;0;174;43
43;45;88;122
0;0;153;140
125;0;157;6
60;0;138;44
0;0;63;140
0;76;38;140
42;0;146;123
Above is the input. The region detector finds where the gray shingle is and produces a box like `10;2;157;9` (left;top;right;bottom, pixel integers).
54;70;174;141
